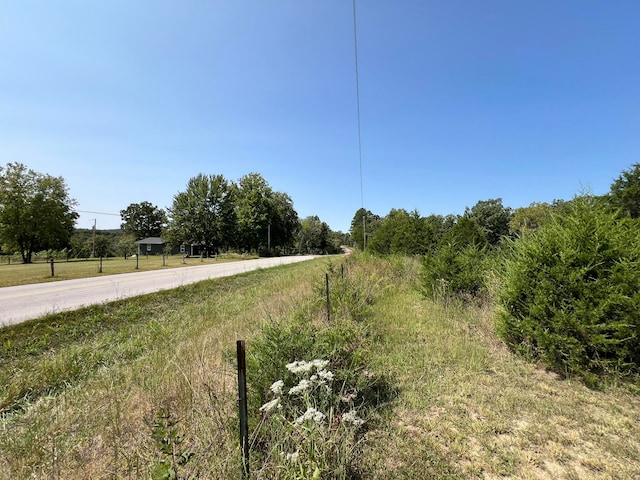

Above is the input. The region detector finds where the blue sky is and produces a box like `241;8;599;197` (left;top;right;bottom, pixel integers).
1;1;638;232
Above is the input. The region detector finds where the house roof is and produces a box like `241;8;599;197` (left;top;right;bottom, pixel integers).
134;237;165;245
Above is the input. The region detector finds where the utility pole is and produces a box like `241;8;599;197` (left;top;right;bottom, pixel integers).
92;219;96;257
268;223;271;250
362;215;366;251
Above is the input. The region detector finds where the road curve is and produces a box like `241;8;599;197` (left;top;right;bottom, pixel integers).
0;256;315;327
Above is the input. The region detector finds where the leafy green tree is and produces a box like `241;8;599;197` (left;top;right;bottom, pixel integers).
269;191;300;253
70;230;91;258
0;162;78;263
329;230;350;252
236;173;272;252
236;173;298;253
115;234;137;259
609;163;640;218
464;198;513;246
349;208;380;251
298;215;330;254
120;201;167;239
509;202;554;235
166;174;236;255
92;234;112;257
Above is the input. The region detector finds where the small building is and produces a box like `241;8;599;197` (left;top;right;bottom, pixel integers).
134;237;205;256
135;237;179;255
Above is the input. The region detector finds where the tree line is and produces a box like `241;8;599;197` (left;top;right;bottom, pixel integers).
0;164;346;263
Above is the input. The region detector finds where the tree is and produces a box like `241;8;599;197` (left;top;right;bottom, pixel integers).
0;163;78;263
92;234;112;257
368;209;429;255
609;163;640;218
120;201;167;239
70;232;91;258
329;230;350;252
115;234;137;259
464;198;513;246
349;208;380;251
298;215;329;254
236;173;272;252
236;173;299;253
166;174;236;255
424;214;455;253
509;202;554;235
442;216;488;249
422;242;489;300
269;191;300;253
423;214;490;300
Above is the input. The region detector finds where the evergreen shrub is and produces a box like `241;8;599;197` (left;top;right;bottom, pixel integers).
421;243;489;300
497;196;640;382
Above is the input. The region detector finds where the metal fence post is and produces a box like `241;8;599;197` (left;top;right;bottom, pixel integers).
237;340;250;479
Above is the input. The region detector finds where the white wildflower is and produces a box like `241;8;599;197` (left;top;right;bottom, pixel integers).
286;359;330;374
285;451;299;462
317;369;334;381
288;379;311;395
294;407;326;425
311;359;329;370
286;360;313;374
341;392;358;403
270;380;284;395
341;409;365;426
259;398;280;413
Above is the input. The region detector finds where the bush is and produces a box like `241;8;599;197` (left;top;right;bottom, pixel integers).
497;196;640;382
421;243;489;301
246;313;387;427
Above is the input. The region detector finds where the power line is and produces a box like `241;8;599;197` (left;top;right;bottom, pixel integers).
75;210;120;216
353;0;364;210
353;0;366;249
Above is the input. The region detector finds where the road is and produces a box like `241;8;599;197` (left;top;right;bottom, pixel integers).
0;256;315;327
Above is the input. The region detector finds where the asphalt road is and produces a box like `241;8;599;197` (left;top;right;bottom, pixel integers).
0;256;315;327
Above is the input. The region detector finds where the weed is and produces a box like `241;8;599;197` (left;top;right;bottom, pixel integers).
147;408;195;480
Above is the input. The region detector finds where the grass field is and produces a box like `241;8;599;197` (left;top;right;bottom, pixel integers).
1;255;639;478
0;253;255;288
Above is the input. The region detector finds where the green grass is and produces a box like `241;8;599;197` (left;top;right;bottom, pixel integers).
0;253;256;288
1;254;640;479
360;288;640;479
1;257;331;478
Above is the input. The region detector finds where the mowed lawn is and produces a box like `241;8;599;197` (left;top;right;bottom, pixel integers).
0;254;255;288
1;255;639;478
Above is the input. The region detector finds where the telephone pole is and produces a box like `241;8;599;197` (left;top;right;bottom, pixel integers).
92;219;96;257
